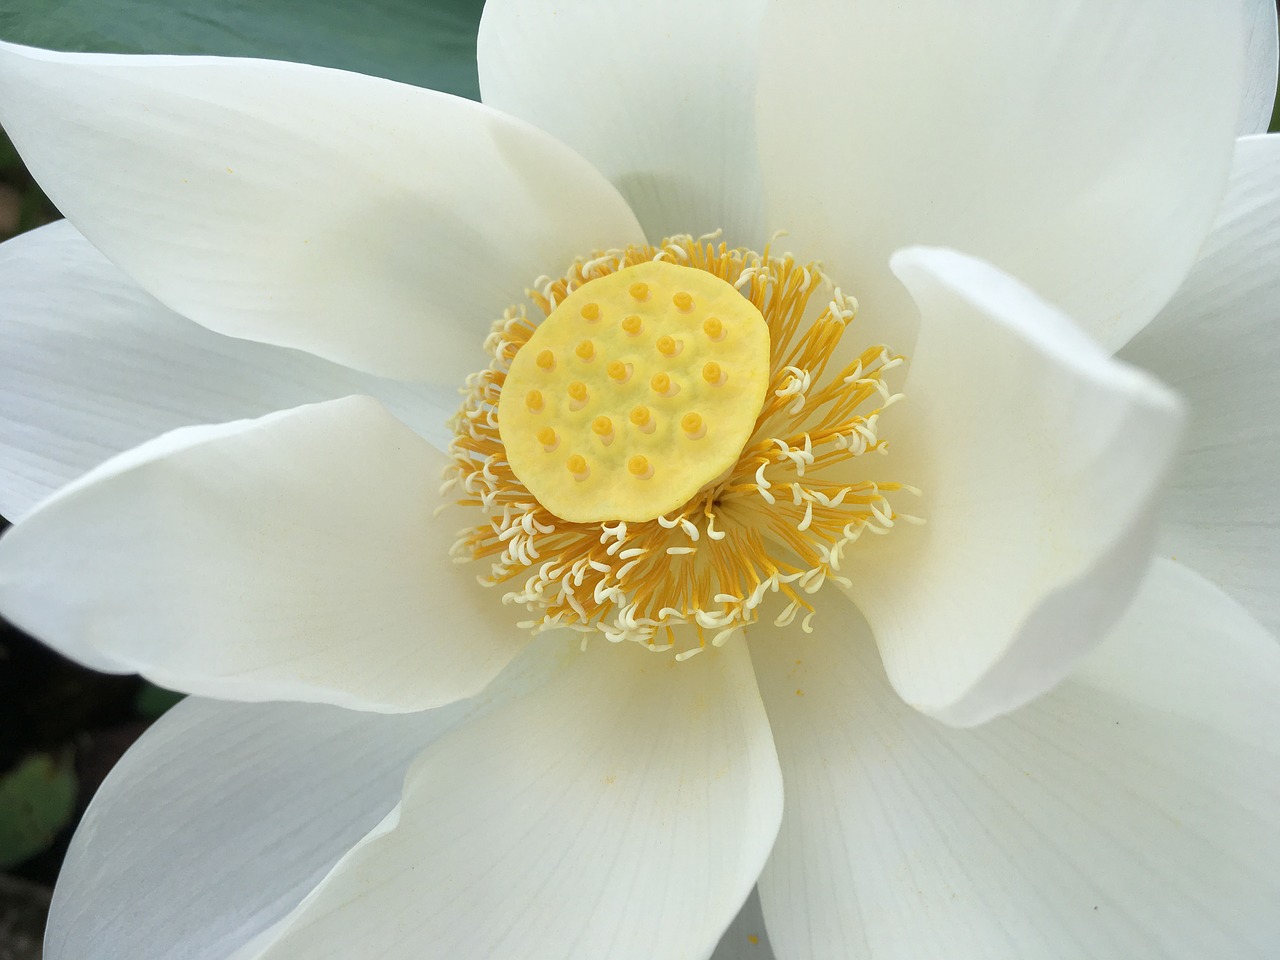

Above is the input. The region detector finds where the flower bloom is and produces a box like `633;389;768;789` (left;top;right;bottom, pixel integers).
0;2;1278;958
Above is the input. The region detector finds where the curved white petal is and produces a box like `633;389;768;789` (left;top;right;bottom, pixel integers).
478;0;768;247
0;220;456;522
1241;1;1279;134
1120;133;1280;636
244;638;782;960
752;560;1280;959
0;42;645;381
47;702;446;960
46;642;565;960
757;0;1243;352
843;248;1183;726
0;396;526;707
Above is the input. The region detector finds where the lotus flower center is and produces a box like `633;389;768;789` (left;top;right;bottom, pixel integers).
499;261;771;522
446;234;919;658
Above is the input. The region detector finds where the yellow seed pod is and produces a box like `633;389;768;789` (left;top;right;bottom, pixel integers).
498;260;770;522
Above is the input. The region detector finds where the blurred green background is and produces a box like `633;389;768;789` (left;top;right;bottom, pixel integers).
0;2;1277;957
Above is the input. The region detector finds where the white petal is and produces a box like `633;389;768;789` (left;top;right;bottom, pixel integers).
0;396;525;707
477;0;767;245
757;1;1243;352
1120;133;1280;636
752;560;1280;959
245;638;782;960
1241;1;1279;134
0;42;644;381
47;702;448;960
0;220;456;521
46;643;565;960
842;248;1183;726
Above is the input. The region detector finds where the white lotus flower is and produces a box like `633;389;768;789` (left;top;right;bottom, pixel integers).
0;1;1278;957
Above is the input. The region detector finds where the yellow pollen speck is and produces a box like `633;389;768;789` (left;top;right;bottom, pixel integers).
536;349;555;371
525;389;544;413
747;935;759;946
702;361;726;386
536;426;558;450
592;416;614;443
651;372;677;397
497;259;771;522
703;316;725;340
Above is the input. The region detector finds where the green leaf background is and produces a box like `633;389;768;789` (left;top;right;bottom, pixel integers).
0;0;487;99
0;752;76;870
